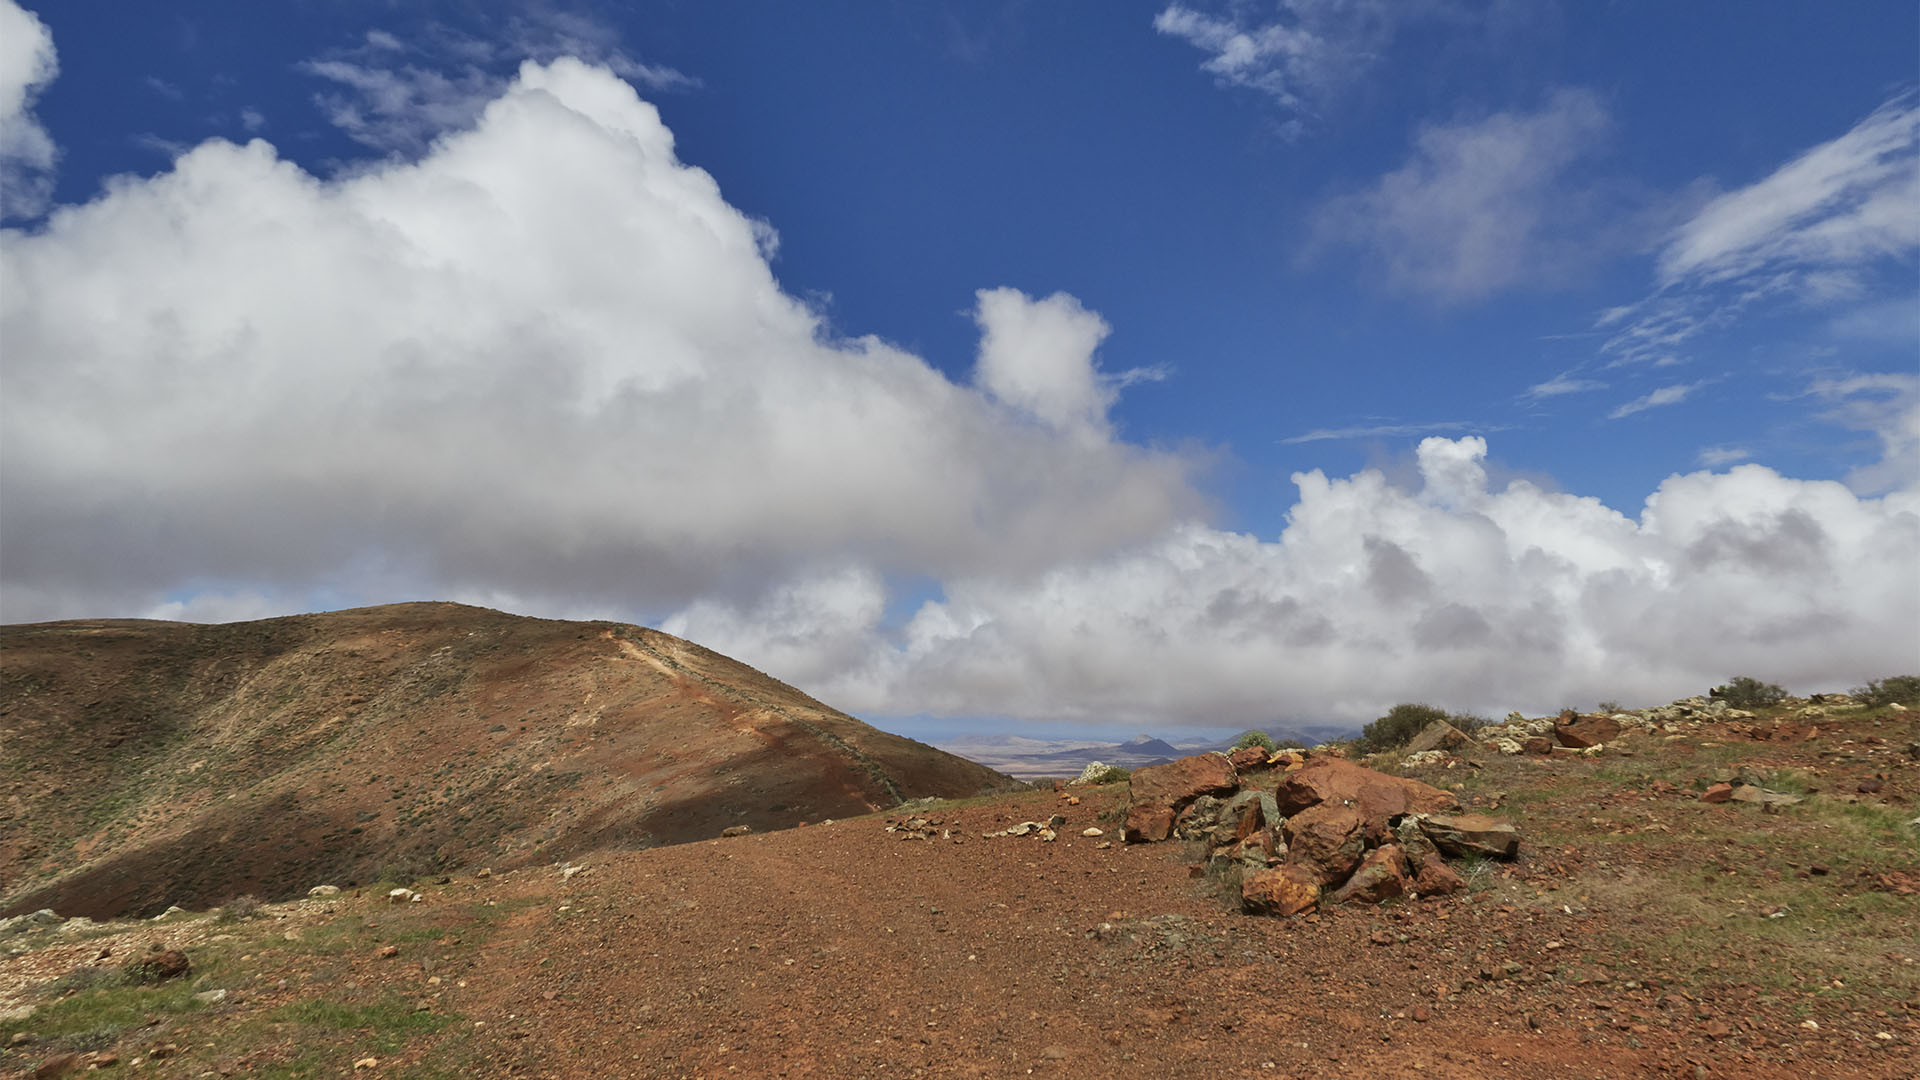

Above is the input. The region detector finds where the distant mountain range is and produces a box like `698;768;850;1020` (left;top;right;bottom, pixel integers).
935;726;1353;781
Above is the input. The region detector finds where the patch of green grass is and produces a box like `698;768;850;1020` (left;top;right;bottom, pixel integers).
1571;794;1919;1005
273;995;453;1041
1;970;208;1053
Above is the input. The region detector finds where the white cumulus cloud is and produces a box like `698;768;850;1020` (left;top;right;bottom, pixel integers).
0;58;1199;625
679;437;1919;727
0;0;57;218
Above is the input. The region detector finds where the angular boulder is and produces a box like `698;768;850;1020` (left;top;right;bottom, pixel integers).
1273;756;1457;824
1328;845;1412;905
1122;804;1176;844
1416;813;1519;860
1404;721;1472;755
1228;744;1270;771
1554;714;1620;749
1282;803;1366;885
1129;753;1239;809
1241;863;1322;917
1413;852;1466;896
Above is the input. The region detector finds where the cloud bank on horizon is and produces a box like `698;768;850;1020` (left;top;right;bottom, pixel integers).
2;2;1915;729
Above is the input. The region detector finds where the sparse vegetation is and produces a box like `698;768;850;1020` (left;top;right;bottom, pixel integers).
1851;674;1920;707
1596;700;1624;713
218;893;264;922
1711;675;1787;708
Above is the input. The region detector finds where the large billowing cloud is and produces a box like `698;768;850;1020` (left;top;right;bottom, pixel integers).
0;58;1199;623
674;437;1919;725
3;21;1915;731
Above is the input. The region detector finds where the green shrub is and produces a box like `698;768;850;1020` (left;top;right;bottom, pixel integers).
1596;700;1624;714
1229;730;1277;752
1712;676;1787;708
1852;675;1920;708
1357;703;1450;754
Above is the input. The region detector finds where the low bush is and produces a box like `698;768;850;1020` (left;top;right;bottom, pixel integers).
1357;703;1449;754
1852;675;1920;708
1229;730;1276;752
1711;676;1786;709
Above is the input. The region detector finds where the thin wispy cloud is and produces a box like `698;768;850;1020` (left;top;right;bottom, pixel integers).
1607;381;1704;420
1697;445;1751;467
1153;0;1427;137
1282;420;1486;444
1601;94;1920;367
1805;372;1920;494
1522;372;1606;401
301;12;695;157
1312;89;1667;304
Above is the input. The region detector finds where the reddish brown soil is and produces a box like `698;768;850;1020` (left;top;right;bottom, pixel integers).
0;604;1013;919
9;769;1913;1079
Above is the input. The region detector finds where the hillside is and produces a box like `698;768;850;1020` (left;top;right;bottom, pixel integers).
0;603;1014;919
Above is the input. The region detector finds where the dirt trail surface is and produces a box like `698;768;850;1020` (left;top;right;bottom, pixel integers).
2;765;1914;1078
448;787;1908;1079
3;684;1914;1077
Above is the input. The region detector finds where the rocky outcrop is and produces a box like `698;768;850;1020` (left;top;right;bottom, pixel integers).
1124;749;1515;917
1274;756;1456;829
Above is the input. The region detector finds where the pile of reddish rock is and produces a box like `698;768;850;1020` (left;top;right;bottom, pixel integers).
1122;748;1520;917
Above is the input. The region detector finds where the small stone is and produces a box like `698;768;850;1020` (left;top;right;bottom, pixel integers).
1411;1005;1431;1023
307;885;341;898
90;1051;119;1068
379;945;399;958
192;989;226;1005
1700;782;1735;803
1810;863;1830;876
123;949;190;985
1038;1046;1068;1060
31;1052;82;1080
354;1057;380;1070
1080;827;1103;837
9;1032;30;1047
720;825;751;837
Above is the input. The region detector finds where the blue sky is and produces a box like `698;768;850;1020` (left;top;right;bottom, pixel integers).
2;1;1916;738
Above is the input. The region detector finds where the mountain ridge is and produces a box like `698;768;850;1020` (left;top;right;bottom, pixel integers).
0;602;1015;919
